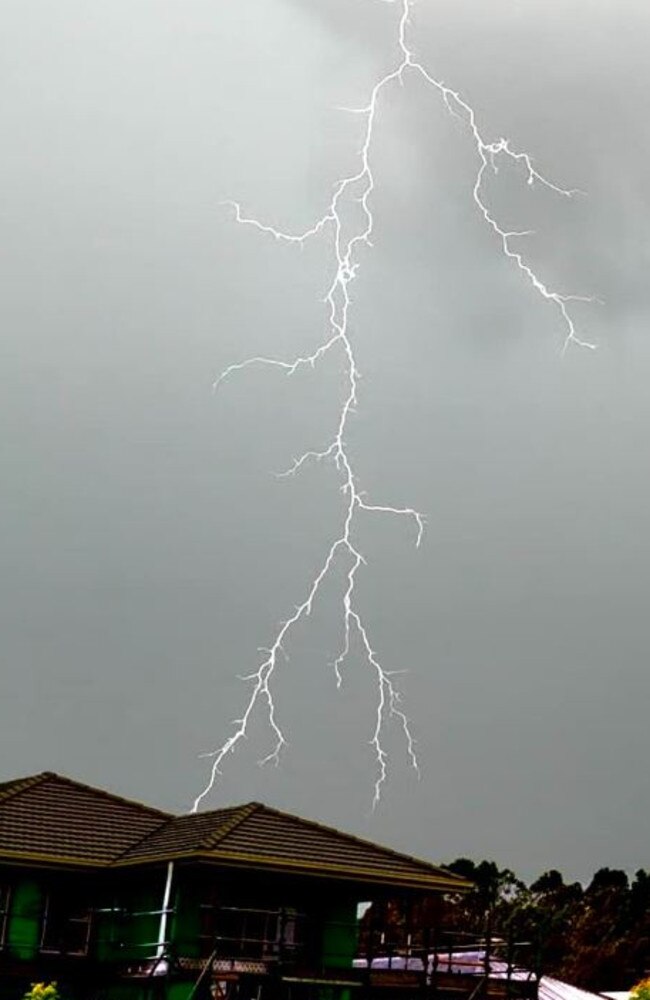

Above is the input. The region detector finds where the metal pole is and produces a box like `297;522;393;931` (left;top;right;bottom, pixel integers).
156;861;175;960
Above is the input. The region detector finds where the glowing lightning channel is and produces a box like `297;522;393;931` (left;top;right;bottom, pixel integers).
192;0;594;814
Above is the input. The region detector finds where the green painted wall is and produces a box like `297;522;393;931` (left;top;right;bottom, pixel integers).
7;879;43;960
317;991;352;1000
94;873;164;963
167;984;195;1000
321;900;358;971
171;879;200;959
0;868;363;1000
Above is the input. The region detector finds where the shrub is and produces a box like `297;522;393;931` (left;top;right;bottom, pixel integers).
23;984;61;1000
631;978;650;1000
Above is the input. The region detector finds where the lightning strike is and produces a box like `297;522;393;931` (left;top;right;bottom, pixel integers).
193;0;593;813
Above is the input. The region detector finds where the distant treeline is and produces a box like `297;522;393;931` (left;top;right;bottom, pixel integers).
364;860;650;993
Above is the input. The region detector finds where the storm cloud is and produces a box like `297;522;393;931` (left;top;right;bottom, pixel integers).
1;0;649;881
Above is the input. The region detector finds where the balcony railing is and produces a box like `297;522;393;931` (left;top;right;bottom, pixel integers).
74;900;540;999
185;906;540;999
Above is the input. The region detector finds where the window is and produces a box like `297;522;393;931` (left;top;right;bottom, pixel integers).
0;885;11;947
41;889;92;956
199;903;304;961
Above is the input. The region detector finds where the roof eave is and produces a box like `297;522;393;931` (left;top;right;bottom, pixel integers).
113;849;473;892
0;847;471;893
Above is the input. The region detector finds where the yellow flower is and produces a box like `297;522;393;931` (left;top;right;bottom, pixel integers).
24;983;60;1000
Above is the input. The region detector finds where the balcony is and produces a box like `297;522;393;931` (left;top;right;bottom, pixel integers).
183;905;540;1000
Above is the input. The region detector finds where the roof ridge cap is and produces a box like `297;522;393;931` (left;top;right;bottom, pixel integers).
200;802;262;850
252;803;470;886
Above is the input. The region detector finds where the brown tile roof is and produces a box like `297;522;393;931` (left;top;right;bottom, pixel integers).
0;772;470;892
0;772;169;865
0;773;45;803
122;804;469;890
119;803;258;863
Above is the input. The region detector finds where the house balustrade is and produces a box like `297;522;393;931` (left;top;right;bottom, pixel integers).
173;905;540;1000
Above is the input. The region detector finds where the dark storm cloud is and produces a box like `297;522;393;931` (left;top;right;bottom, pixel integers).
1;0;649;881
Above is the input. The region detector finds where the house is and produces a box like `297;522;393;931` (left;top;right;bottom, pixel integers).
0;771;531;1000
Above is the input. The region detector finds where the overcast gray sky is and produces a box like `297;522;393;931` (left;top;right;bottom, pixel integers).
2;0;650;882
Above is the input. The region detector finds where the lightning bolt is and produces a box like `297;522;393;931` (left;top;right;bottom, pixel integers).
192;0;594;814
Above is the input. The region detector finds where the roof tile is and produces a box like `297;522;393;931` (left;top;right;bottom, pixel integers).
0;772;168;864
0;772;470;892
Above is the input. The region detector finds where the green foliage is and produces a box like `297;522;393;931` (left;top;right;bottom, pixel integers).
366;861;650;992
23;985;61;1000
631;977;650;1000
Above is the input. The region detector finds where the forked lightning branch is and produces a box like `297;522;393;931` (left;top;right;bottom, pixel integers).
192;0;593;813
